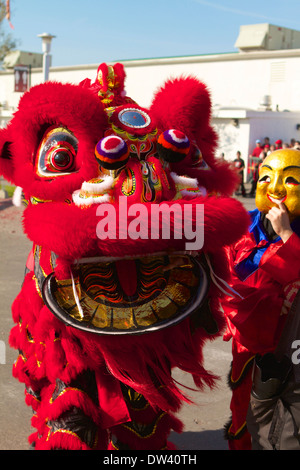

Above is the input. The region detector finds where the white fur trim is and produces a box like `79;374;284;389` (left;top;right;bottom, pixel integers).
100;135;124;153
12;186;23;207
170;172;199;188
72;189;111;206
81;175;114;194
169;129;188;144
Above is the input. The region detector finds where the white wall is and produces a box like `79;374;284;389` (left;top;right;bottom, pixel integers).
3;48;299;113
213;118;250;163
247;111;300;147
122;51;300;112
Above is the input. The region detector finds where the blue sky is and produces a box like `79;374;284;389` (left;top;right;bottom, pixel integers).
5;0;300;67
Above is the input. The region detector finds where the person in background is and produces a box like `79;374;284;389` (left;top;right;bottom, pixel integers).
294;141;300;150
222;148;300;450
249;150;264;197
251;139;263;158
248;140;264;197
267;144;275;155
234;150;246;197
275;139;282;149
259;150;267;168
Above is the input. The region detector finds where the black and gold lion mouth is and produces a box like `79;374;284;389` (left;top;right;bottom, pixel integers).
42;254;209;335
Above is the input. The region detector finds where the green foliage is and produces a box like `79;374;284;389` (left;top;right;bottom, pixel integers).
4;184;15;197
0;1;18;62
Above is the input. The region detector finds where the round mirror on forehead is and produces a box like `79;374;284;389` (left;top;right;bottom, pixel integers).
118;108;151;129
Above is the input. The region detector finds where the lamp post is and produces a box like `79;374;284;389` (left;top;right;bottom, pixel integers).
37;33;56;82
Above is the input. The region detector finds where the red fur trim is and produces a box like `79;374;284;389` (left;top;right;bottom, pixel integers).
28;430;39;446
150;77;214;148
0;123;15;182
150;76;239;196
37;382;102;425
69;317;218;412
34;428;92;450
12;353;28;382
97;63;109;92
25;353;46;381
25;389;40;412
167;441;178;450
30;418;108;450
110;411;183;451
179;158;240;196
113;62;126;91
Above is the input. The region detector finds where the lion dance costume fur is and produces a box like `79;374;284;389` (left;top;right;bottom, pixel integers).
0;63;249;450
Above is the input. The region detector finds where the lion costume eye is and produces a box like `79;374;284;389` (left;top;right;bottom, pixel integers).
36;126;78;177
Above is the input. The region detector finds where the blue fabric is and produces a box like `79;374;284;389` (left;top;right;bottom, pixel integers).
234;209;300;281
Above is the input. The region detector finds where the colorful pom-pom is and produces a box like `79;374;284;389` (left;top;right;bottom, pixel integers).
157;129;190;163
95;135;129;169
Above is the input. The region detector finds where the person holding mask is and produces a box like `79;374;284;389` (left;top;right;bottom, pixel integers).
223;149;300;450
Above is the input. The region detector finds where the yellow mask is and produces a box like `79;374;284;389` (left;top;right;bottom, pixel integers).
255;149;300;220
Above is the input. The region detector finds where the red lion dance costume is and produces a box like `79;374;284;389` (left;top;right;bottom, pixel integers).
0;63;249;450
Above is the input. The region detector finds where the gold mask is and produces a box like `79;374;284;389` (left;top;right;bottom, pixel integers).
255;149;300;220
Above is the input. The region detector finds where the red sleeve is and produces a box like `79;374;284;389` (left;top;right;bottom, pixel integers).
259;233;300;285
223;233;300;354
223;280;285;354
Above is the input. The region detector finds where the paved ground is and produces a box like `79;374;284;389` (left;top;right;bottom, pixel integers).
0;188;255;451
